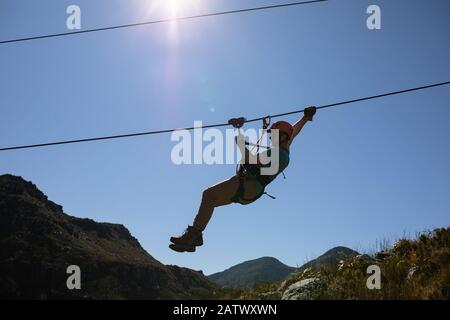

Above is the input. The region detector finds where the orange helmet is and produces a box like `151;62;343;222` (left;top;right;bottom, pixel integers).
269;121;293;139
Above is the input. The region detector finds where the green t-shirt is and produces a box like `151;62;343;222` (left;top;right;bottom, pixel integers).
257;147;290;187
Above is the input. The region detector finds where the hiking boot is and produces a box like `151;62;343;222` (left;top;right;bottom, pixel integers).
170;225;203;247
169;243;196;253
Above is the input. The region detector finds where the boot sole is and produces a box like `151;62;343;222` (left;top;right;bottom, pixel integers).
169;243;196;253
170;237;203;247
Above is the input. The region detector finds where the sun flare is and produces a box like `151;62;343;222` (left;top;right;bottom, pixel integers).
146;0;201;19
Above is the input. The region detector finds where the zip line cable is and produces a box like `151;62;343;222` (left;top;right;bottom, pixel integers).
245;80;450;123
0;0;329;45
1;80;449;152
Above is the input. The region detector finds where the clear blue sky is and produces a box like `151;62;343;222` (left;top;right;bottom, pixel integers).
1;0;449;275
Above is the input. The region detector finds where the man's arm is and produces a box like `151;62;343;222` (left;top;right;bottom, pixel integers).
287;106;316;147
290;116;309;143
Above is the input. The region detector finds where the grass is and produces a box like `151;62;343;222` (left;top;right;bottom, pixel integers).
216;227;450;300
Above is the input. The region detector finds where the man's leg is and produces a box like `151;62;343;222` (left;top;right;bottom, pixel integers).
170;176;239;252
193;175;240;231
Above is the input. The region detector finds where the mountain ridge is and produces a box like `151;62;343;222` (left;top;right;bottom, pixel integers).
208;247;359;288
208;256;296;288
298;246;359;272
0;174;216;299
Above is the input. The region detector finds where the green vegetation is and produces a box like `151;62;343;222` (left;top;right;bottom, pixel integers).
217;227;450;300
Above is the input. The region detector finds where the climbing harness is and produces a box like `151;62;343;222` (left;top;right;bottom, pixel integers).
228;116;282;204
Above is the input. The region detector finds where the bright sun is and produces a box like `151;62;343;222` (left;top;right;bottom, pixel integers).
141;0;203;45
147;0;201;19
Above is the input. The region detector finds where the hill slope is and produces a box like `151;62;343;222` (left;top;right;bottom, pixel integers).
298;246;359;272
278;228;450;299
0;174;216;299
208;257;296;287
218;229;450;299
209;247;358;288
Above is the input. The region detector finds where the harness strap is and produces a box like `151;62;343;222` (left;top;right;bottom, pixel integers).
231;175;259;204
263;192;276;199
231;173;274;204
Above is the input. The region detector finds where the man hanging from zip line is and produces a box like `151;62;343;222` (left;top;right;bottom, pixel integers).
169;106;317;252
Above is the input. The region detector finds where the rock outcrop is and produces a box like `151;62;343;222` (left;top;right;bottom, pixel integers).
0;174;217;299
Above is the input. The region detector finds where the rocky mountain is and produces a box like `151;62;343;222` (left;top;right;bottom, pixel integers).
208;247;359;288
0;174;217;299
208;257;296;288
